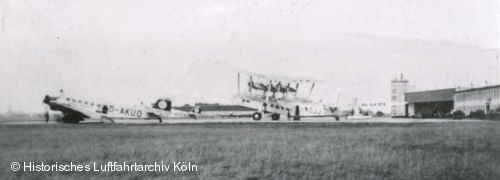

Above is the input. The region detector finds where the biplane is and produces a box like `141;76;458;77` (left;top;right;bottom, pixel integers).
235;72;344;121
42;90;201;123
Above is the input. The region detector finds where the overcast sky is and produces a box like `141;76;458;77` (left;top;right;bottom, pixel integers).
0;0;499;113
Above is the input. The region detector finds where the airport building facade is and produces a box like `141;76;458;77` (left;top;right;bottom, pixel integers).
454;85;500;115
402;84;500;117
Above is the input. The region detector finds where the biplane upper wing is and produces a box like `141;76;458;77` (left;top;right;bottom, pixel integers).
238;71;323;83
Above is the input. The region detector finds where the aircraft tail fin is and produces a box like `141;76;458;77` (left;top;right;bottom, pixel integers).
152;98;172;111
191;106;202;114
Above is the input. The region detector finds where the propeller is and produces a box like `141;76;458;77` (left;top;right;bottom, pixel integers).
276;82;282;92
248;76;253;92
42;95;50;104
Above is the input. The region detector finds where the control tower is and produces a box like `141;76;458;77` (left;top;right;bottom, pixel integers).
390;74;415;117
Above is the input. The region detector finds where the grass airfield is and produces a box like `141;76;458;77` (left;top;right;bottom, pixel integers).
0;118;499;179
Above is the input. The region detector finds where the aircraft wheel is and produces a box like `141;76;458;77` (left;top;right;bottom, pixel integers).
271;113;280;120
252;112;262;121
293;116;300;121
334;116;339;121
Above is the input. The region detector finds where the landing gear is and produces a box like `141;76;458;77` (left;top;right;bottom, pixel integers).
159;117;163;124
252;112;262;120
101;116;115;123
293;105;300;121
334;116;339;121
271;113;280;121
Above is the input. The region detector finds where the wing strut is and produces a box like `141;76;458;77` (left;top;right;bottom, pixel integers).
237;72;240;95
307;83;315;99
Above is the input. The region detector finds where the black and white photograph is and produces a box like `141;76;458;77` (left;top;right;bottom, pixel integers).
0;0;499;179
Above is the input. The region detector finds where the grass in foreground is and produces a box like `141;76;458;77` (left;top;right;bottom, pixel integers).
0;121;499;179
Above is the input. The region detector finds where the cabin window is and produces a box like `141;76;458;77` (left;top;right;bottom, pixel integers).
85;101;88;105
72;99;76;102
78;100;82;103
91;103;94;106
66;98;70;101
97;104;101;107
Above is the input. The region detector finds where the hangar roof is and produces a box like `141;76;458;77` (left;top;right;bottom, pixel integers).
405;88;455;103
455;84;500;93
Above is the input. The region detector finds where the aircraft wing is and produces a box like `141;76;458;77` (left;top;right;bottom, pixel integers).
239;71;322;83
44;99;92;119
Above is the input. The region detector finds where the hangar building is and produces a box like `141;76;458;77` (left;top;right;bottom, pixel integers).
405;88;455;117
454;85;500;115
